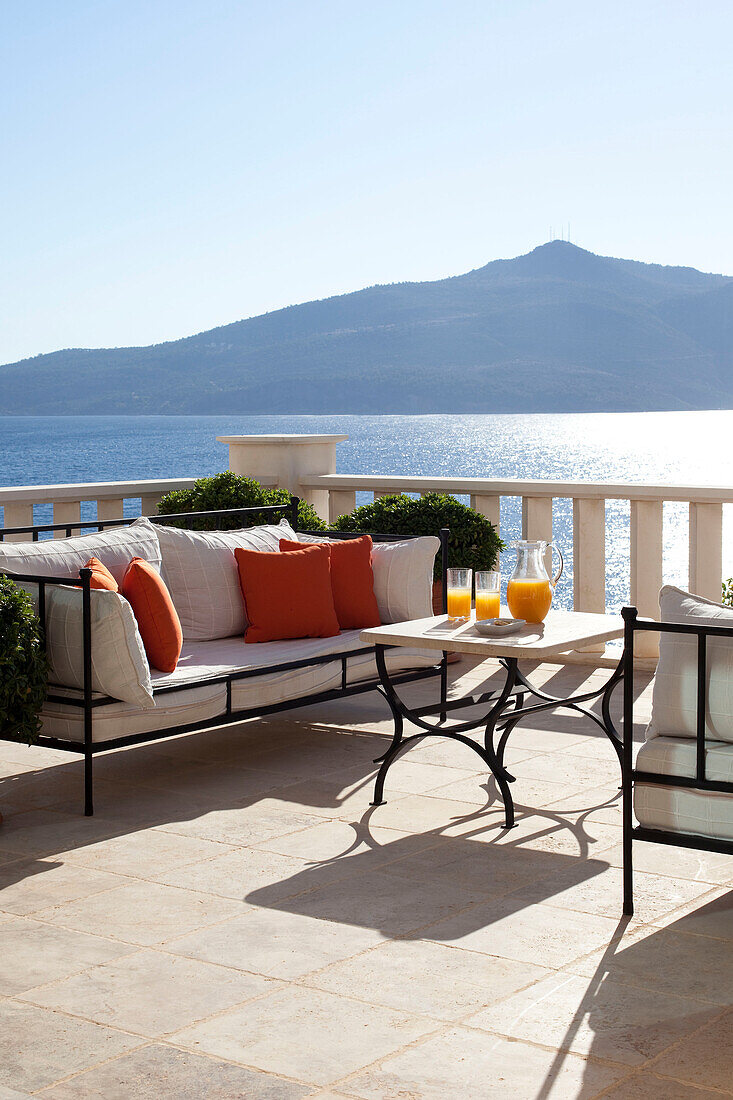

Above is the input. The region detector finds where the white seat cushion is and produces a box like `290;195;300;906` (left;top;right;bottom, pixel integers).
40;633;438;742
646;585;733;745
0;523;161;585
145;518;298;641
42;683;225;744
297;534;439;624
635;736;733;841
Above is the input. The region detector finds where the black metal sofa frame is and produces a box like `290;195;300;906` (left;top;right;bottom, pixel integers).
1;499;449;816
622;605;733;915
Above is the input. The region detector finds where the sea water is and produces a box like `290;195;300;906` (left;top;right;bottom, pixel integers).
2;411;733;612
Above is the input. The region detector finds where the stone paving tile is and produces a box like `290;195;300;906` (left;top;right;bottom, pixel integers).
366;792;493;835
468;970;720;1066
648;885;733;939
343;1024;625;1099
0;919;132;996
0;809;123;857
157;800;324;846
250;817;439;864
0;857;122;916
511;863;714;922
597;1073;730;1098
421;896;622;969
40;1043;311;1099
23;949;276;1037
266;866;488;938
0;1000;141;1094
60;827;233;879
302;938;551;1021
37;879;246;946
649;1009;733;1092
603;841;733;885
172;986;435;1087
150;844;361;901
168;906;385;980
567;924;733;1005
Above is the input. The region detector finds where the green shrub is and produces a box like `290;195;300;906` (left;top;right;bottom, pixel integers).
0;575;49;746
331;493;504;580
722;579;733;607
157;471;326;531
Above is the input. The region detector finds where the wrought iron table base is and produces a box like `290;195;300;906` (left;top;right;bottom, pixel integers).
371;644;623;829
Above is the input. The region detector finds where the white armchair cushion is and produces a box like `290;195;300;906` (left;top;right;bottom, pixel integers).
0;523;162;586
646;585;733;744
147;517;298;641
24;584;154;708
297;534;439;624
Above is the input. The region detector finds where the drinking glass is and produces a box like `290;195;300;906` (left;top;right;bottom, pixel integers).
446;567;472;623
475;570;501;621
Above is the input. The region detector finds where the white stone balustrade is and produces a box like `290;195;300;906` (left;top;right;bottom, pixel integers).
2;434;733;665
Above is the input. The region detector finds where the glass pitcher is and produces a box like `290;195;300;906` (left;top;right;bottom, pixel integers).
506;540;564;623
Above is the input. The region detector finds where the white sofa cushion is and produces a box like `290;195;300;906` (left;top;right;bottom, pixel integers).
297;534;439;624
144;517;298;642
0;523;161;586
24;584;154;708
634;736;733;841
42;683;225;744
40;632;438;742
646;585;733;745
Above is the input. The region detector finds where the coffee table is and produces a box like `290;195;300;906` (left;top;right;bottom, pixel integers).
360;610;625;828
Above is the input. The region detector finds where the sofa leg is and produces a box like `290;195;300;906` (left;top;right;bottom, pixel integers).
84;752;94;816
439;652;448;724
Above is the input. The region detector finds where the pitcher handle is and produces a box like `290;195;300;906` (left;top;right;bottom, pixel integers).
549;542;564;588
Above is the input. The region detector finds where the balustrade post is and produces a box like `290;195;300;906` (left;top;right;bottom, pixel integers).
521;496;553;542
470;494;500;531
630;499;663;658
689;502;723;603
96;498;126;525
141;494;164;517
573;497;606;652
328;490;356;524
2;502;34;542
53;501;81;538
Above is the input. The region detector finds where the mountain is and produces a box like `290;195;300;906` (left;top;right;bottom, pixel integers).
3;241;733;414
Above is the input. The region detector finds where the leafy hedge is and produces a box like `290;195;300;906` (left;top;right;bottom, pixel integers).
157;472;326;531
0;576;49;746
331;492;504;580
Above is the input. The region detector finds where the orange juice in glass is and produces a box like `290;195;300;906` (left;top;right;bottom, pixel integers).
506;540;564;624
446;567;472;623
475;570;500;620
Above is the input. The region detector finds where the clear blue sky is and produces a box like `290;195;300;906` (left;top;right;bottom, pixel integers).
2;0;731;365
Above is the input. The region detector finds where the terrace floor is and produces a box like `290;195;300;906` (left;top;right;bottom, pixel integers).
0;659;732;1099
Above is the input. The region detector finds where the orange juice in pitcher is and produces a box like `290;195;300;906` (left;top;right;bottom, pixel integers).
506;540;563;623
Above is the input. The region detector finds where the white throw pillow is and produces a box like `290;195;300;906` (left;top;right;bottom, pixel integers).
22;584;154;708
646;585;733;745
297;533;439;624
0;523;161;586
147;517;298;641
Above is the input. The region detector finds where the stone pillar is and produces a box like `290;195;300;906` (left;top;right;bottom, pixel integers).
217;434;348;522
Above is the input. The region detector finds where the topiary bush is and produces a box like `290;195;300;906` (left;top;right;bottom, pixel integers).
157;471;326;532
331;492;504;580
0;575;49;746
722;579;733;607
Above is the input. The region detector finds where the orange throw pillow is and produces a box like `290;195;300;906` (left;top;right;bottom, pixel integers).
120;557;183;673
279;535;381;631
234;543;340;643
83;557;118;592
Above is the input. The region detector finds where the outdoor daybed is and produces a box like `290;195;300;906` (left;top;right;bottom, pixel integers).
0;502;448;815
